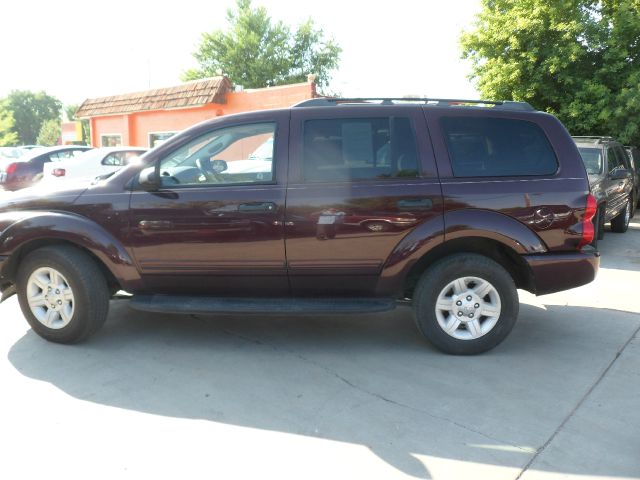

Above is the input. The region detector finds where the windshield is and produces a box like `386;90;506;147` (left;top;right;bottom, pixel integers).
578;147;603;175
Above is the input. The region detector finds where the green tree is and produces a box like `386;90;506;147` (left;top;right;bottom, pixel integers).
461;0;640;144
0;101;18;147
64;104;79;121
36;119;61;146
5;90;62;145
182;0;341;89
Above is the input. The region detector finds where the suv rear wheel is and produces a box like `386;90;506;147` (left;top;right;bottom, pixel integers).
16;246;110;344
611;200;631;233
413;254;519;355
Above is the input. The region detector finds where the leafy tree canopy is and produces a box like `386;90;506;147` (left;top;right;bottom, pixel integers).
65;104;79;121
36;118;61;146
461;0;640;144
182;0;341;89
5;90;62;145
0;101;18;147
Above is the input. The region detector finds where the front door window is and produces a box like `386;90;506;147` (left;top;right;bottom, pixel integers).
157;123;276;188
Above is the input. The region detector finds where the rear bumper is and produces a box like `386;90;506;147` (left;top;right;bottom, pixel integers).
523;247;600;295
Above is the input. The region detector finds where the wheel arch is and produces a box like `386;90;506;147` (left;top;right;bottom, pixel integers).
378;209;545;297
401;237;535;299
0;212;143;293
6;239;121;293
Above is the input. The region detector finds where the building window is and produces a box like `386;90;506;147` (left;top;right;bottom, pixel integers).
101;134;122;147
149;132;177;148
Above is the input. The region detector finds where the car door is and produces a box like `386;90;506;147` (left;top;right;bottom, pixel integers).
285;106;444;295
128;113;289;295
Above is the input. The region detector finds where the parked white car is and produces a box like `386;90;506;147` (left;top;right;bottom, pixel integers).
42;147;147;184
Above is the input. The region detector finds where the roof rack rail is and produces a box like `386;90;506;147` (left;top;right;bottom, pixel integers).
293;97;536;111
571;136;617;144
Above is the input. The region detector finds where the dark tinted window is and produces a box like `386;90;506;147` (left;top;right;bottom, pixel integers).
606;147;624;172
441;117;558;177
303;117;419;182
615;146;630;170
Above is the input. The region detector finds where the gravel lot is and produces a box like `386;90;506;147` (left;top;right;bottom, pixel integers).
0;213;638;480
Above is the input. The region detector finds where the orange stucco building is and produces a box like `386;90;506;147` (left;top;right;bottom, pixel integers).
76;76;317;148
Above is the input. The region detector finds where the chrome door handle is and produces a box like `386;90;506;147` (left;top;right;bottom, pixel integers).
397;198;433;210
238;202;277;213
139;220;174;230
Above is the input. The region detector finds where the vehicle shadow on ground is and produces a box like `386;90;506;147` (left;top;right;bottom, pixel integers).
7;300;640;478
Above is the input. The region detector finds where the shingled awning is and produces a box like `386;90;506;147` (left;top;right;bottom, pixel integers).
76;76;232;118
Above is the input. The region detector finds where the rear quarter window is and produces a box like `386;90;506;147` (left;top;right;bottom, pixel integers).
441;117;558;177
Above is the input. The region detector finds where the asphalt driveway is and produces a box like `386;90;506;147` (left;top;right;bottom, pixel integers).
0;217;638;480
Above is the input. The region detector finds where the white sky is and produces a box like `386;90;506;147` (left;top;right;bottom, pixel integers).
0;0;481;106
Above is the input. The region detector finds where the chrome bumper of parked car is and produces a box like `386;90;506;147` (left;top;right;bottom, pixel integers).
524;247;600;296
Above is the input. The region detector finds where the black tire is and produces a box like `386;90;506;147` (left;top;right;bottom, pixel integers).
16;245;110;343
610;200;631;233
413;254;519;355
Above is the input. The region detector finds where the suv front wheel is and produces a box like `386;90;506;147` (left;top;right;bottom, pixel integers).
413;254;519;355
611;200;631;233
16;245;110;344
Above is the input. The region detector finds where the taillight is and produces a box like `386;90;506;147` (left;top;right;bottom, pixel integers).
52;168;66;177
578;194;597;249
6;163;17;175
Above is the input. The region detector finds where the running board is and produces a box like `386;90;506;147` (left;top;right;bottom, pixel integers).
129;295;396;315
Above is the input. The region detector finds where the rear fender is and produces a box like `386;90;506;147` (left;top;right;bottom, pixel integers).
443;209;547;254
377;209;546;295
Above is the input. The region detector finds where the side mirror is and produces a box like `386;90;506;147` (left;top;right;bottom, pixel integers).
609;168;631;180
212;159;228;173
138;167;159;190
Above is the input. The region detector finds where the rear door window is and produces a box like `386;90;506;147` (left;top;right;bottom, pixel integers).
606;147;624;173
614;146;631;171
441;117;558;177
302;117;419;182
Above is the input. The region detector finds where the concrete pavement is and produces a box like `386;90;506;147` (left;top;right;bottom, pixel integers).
0;219;638;480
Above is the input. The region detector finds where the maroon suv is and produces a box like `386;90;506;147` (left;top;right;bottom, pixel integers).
0;98;599;354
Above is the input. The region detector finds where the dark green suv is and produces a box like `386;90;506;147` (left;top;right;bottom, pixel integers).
573;136;634;237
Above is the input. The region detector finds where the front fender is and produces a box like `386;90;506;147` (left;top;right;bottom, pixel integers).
0;211;143;291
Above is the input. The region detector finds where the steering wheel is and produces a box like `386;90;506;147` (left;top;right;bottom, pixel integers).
196;157;223;183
